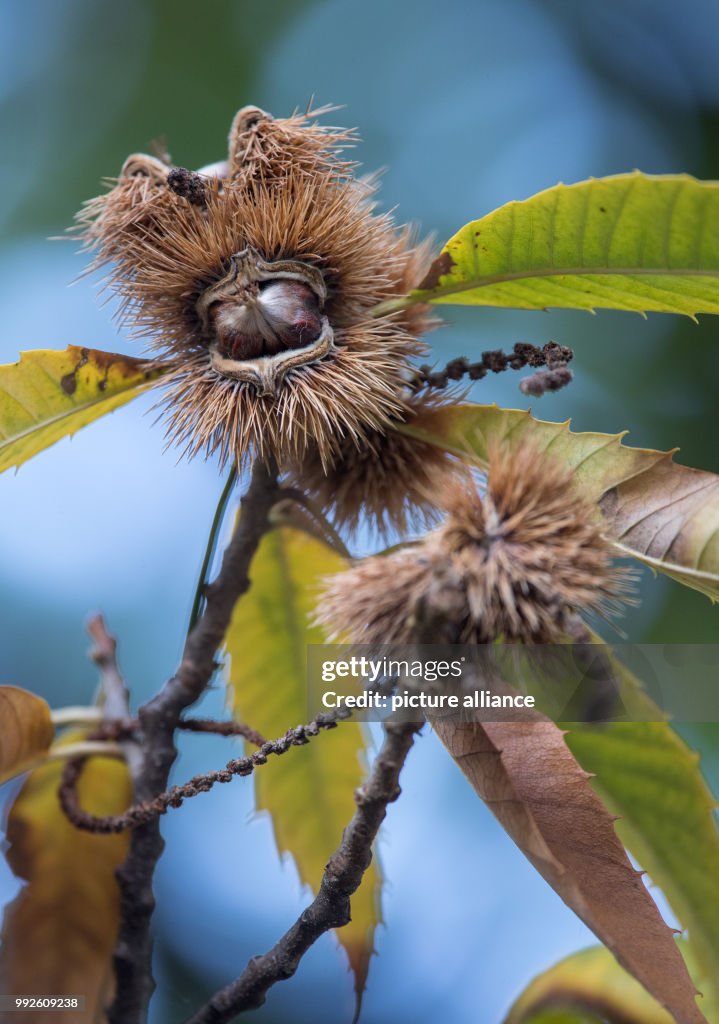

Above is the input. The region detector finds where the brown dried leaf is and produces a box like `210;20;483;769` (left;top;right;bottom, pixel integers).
0;686;54;785
431;715;706;1024
600;456;719;600
0;745;132;1023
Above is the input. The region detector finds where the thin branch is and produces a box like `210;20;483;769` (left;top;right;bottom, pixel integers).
178;717;267;746
57;715;269;833
88;613;131;720
183;719;421;1024
54;713;266;747
87;613;143;777
107;457;280;1024
58;711;348;833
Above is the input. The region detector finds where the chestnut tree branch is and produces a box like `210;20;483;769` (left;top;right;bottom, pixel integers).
87;613;143;777
59;710;349;833
183;718;421;1024
178;716;266;745
88;613;131;720
107;457;280;1024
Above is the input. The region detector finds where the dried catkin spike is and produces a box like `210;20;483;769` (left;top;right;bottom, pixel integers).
316;445;633;644
75;106;435;467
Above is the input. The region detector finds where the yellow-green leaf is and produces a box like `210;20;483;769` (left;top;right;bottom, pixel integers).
0;738;132;1022
0;686;54;784
505;945;698;1024
374;173;719;317
226;527;381;998
0;347;164;473
567;714;719;1010
399;403;719;600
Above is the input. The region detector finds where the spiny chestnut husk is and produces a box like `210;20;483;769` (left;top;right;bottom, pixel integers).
285;388;469;535
76;106;435;467
316;445;633;645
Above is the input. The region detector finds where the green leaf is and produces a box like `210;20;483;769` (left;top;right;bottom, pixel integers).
566;706;719;1009
505;944;689;1024
0;347;165;473
399;403;719;600
225;527;381;1000
374;173;719;317
0;686;54;784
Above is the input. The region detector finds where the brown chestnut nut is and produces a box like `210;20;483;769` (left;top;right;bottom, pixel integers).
211;278;323;360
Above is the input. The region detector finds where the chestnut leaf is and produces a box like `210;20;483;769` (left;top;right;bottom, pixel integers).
0;732;132;1021
225;525;380;1005
0;685;54;785
0;347;166;473
432;713;707;1023
399;403;719;601
375;173;719;318
505;944;708;1024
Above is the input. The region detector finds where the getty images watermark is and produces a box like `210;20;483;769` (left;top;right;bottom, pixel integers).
306;644;719;723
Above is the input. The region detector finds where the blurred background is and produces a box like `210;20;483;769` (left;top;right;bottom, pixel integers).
1;0;718;1020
